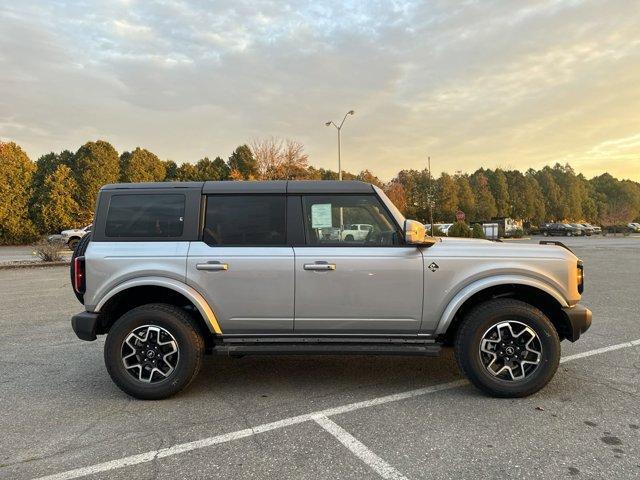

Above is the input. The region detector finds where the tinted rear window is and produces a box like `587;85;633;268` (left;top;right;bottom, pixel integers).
203;195;286;246
105;194;185;238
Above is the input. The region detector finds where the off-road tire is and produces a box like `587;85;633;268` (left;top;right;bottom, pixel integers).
70;233;91;304
454;299;560;398
104;303;204;400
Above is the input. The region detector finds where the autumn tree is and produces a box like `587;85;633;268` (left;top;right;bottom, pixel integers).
357;170;383;187
70;140;119;218
119;147;166;183
383;182;407;214
0;142;36;243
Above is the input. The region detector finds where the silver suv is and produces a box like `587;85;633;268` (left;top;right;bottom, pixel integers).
70;180;591;399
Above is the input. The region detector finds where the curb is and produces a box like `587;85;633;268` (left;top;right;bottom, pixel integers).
0;261;70;270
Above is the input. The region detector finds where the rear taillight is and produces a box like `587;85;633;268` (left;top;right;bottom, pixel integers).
74;256;86;294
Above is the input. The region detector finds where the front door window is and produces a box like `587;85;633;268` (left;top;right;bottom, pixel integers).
302;195;401;246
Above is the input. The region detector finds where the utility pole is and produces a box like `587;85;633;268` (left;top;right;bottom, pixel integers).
428;156;434;234
325;110;355;181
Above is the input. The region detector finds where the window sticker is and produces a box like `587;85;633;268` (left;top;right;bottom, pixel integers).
311;203;332;228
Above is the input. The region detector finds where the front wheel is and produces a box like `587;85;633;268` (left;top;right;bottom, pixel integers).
104;304;204;400
454;299;560;397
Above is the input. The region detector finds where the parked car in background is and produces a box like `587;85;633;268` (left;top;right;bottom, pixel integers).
491;217;523;238
48;224;92;250
435;223;453;235
570;223;590;236
340;223;373;241
540;223;582;237
580;223;601;235
426;223;453;236
628;222;640;233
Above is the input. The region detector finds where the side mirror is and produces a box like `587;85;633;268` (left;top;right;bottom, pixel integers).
404;219;436;245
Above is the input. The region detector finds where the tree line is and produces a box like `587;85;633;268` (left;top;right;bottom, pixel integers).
1;139;639;244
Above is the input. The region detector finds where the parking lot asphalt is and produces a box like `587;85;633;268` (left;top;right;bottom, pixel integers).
0;246;71;264
1;235;639;479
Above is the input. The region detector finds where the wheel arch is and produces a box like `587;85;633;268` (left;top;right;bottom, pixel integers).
436;276;571;343
94;277;222;336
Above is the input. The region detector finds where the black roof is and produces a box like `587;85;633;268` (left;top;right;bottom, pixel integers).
102;180;374;194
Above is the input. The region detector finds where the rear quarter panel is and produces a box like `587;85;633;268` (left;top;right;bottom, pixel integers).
83;241;190;311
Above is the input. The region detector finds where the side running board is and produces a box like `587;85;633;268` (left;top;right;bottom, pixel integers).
213;338;441;357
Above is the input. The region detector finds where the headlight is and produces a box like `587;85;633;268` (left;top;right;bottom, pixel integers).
577;260;584;294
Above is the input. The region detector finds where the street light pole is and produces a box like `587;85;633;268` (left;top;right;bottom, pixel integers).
428;156;434;235
325;110;355;181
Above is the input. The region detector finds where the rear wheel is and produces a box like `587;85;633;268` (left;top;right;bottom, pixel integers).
454;299;560;397
104;304;204;400
67;237;80;250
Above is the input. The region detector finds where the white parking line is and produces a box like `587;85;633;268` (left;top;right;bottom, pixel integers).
34;338;640;480
314;415;409;480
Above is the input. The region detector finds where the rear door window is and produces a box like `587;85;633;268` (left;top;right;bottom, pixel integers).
203;195;286;246
105;194;185;238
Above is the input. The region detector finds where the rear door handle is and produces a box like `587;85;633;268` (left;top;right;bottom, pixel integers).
303;263;336;271
196;262;229;271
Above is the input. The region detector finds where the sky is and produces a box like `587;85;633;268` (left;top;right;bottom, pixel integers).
1;0;639;181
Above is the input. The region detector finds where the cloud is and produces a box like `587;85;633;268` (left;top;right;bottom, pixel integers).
0;0;638;180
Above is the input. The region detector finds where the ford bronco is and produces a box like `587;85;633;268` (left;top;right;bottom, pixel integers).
70;180;591;399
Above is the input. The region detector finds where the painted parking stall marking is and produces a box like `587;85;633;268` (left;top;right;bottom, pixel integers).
313;415;409;480
35;339;640;480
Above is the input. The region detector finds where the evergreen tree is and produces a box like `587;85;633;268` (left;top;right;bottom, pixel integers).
70;140;120;217
163;160;179;181
471;171;498;221
194;156;230;180
40;165;81;233
488;169;510;217
536;168;565;220
436;172;458;222
228;145;258;179
0;142;36;243
456;175;476;219
30;151;73;228
119;147;166;183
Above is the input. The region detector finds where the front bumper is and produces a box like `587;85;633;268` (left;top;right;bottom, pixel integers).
71;311;99;341
562;304;592;342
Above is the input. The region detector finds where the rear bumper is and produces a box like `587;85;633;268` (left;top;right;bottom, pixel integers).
562;304;592;342
71;311;99;341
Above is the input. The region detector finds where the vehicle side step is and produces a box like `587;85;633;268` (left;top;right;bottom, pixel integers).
213;342;441;357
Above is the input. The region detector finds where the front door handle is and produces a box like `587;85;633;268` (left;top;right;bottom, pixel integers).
303;263;336;271
196;262;229;271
